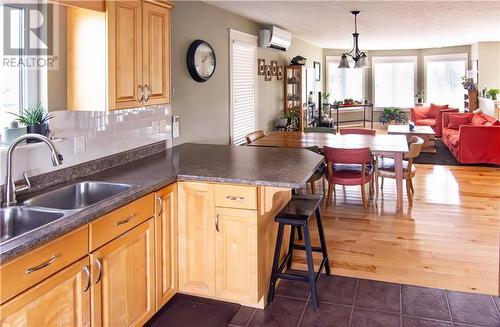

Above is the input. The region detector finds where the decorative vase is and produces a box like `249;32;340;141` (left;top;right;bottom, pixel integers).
26;123;49;143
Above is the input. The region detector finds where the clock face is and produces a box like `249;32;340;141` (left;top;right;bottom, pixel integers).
187;40;216;82
194;43;216;79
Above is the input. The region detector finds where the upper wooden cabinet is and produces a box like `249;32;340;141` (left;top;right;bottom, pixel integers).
107;0;173;110
155;184;178;310
0;257;91;327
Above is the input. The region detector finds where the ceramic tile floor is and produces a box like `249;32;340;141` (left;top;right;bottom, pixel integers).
148;274;500;327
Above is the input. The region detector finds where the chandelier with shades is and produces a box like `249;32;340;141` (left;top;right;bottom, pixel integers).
338;11;370;69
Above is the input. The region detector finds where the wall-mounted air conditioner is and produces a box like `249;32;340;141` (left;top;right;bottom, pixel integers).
259;26;292;52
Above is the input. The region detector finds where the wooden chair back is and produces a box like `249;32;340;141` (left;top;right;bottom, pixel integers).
339;128;376;136
245;130;265;144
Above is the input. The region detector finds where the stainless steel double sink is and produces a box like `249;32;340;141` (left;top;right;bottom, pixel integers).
1;181;131;244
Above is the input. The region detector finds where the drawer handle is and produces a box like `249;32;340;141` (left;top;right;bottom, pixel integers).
115;213;136;226
26;255;59;274
83;265;91;292
215;214;220;232
225;195;245;201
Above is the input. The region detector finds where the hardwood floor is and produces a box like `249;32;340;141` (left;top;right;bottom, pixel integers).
293;163;500;296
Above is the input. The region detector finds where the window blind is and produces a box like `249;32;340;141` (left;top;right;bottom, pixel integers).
231;40;256;145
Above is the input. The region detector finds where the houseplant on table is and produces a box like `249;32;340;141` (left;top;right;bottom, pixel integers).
486;88;499;100
10;104;54;143
321;92;331;118
379;108;408;125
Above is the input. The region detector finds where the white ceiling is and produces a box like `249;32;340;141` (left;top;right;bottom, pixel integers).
206;1;500;50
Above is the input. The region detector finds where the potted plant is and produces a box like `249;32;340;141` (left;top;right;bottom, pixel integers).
379;108;409;125
10;104;54;143
486;88;499;100
415;91;424;104
321;92;331;117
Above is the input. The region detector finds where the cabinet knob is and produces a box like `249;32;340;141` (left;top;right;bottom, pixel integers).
143;84;150;102
215;214;220;232
137;85;145;103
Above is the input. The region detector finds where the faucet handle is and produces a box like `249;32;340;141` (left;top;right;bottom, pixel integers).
16;172;31;194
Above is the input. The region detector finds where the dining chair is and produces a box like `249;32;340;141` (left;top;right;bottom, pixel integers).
305;146;326;197
323;146;375;210
245;130;265;144
377;136;424;207
339;128;376;136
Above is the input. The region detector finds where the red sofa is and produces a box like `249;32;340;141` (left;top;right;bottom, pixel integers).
442;112;500;165
410;104;459;137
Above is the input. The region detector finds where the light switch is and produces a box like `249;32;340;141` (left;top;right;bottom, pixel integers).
74;135;86;154
172;115;179;138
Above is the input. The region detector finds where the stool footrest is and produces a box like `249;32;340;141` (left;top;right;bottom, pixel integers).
293;244;324;253
276;273;309;282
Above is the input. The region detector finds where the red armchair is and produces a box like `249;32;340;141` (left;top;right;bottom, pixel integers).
410;104;459;137
442;112;500;165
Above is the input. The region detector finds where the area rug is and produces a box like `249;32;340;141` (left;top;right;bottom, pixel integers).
413;139;499;167
145;294;240;327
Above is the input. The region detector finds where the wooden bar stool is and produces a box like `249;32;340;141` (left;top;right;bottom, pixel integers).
267;194;330;310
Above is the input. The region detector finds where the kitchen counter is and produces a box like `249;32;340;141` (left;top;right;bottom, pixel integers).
1;143;323;262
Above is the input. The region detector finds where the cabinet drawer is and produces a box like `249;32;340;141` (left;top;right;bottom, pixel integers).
214;185;257;210
0;226;89;304
89;193;154;251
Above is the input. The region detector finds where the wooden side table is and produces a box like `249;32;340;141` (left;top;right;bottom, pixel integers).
387;125;436;153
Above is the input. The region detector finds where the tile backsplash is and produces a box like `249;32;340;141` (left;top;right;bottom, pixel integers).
0;104;172;184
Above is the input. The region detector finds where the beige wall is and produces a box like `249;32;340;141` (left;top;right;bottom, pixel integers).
171;1;323;145
471;42;500;89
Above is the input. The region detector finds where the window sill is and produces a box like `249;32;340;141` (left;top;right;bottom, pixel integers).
0;138;63;154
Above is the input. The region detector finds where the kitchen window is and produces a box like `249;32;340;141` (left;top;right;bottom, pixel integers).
326;56;364;102
373;56;417;109
230;30;257;145
425;54;467;109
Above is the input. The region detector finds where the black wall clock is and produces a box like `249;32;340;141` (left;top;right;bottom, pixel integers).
187;40;216;82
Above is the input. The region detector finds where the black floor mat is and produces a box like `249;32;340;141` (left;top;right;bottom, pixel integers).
145;294;240;327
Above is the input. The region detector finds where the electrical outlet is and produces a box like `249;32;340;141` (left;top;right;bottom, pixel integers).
151;120;159;134
172;115;180;138
74;135;86;154
159;120;167;133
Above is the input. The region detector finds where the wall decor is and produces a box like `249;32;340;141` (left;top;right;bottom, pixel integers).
277;66;283;80
314;61;321;81
257;59;265;75
270;60;278;76
187;39;216;82
264;65;272;81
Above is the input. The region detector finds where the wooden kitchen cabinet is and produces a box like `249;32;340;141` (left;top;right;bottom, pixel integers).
177;182;216;297
107;0;173;110
154;184;178;310
90;219;155;327
142;1;171;105
0;257;91;327
107;0;143;110
215;207;258;303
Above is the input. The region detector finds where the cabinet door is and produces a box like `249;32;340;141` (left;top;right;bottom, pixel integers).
178;182;216;296
90;219;155;327
0;257;91;327
107;0;143;110
155;184;178;310
142;1;171;105
215;207;258;303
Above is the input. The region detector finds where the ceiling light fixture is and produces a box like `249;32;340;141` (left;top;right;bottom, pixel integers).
338;11;370;69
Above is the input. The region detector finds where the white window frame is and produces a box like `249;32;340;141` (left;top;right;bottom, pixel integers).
372;56;417;111
423;53;468;106
325;55;366;112
229;29;258;145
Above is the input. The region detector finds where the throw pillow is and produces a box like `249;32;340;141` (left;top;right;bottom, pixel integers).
471;114;488;126
447;115;469;130
428;103;449;118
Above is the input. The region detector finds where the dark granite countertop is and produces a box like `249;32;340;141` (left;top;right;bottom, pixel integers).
1;143;323;262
